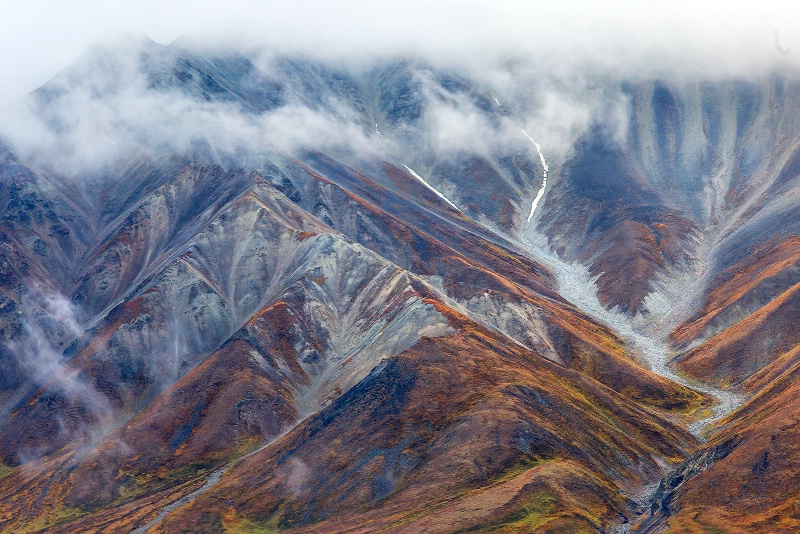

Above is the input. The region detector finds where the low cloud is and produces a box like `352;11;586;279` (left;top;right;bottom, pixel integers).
1;37;593;179
6;285;112;423
2;2;798;168
280;457;310;497
2;43;384;174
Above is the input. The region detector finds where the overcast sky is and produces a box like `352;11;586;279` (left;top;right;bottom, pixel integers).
2;0;800;104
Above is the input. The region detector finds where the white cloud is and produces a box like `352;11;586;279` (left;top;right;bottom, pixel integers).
3;0;800;105
6;286;112;425
0;41;385;173
0;0;798;176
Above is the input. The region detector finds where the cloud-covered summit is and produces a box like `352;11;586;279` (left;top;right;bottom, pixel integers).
3;0;800;105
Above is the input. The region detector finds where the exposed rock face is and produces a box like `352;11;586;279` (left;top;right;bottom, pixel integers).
0;37;799;533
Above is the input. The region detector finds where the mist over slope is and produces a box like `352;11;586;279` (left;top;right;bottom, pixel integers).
0;26;800;532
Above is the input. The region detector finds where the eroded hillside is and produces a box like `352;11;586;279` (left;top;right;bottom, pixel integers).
0;37;799;533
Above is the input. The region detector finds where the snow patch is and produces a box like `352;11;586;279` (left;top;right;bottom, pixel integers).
403;165;462;212
521;129;549;224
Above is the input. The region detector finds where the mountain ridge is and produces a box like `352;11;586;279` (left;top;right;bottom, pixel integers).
1;37;799;532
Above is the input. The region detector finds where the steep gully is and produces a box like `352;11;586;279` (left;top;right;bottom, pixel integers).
511;123;743;437
526;234;744;438
515;137;744;532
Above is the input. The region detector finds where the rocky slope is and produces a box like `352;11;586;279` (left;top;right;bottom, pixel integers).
0;37;799;533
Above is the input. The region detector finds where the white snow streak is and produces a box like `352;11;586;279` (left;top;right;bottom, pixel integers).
522;129;549;224
403;165;462;212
